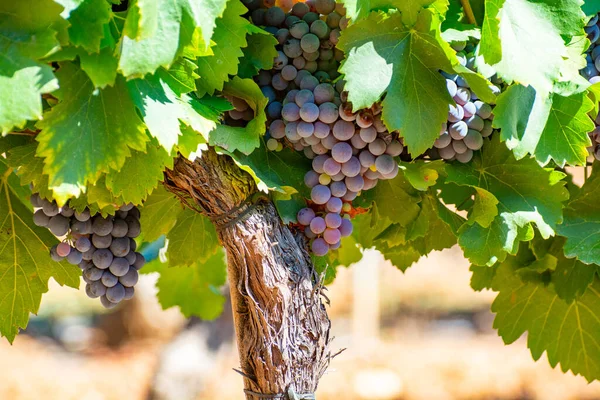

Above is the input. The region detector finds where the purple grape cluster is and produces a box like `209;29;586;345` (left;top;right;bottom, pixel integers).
30;193;145;308
248;0;407;256
432;42;499;163
582;13;600;160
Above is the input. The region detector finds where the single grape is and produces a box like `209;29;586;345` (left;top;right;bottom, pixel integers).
100;295;119;309
292;56;306;70
319;174;331;185
124;287;135;300
283;38;303;58
92;217;113;236
330;241;341;250
359;127;377;143
474;101;493;119
299;103;319;122
267;138;279;151
125;216;141;238
350;133;367;150
300;33;320;53
345;175;365;192
84;266;104;282
342;157;361;177
30;193;43;208
75;239;91;255
129;252;143;271
92;248;113;269
109;257;130;277
359;151;375;168
295;89;314;107
304;135;320;146
463;102;476;118
325;212;342;229
88;281;107;298
60;206;74;217
106;283;126;303
71;219;92;235
385;140;403;156
463;130;484;150
329;28;341;45
375;155;396;175
48;215;69;236
50;245;64;262
267;102;283;121
323;228;341;245
339;218;353;237
272;73;288;91
125;251;137;265
434;132;452;148
481;120;493;137
42;201;59;217
290;20;310;39
130;239;137;252
67;249;83;265
446;79;458;97
311;238;329;256
282;103;300;121
356;111;373;129
363;177;378;190
310;217;326;234
326;11;341;28
269;120;286;140
303;12;319;25
300;75;319;91
448;104;464;123
110;237;130;257
33;210;50;227
330;181;347;197
326;197;343;213
342;191;358;201
102;270;119;287
304;60;318;73
311;185;331;205
298;208;316;225
285;121;301;142
332;120;354;141
323;158;342;175
275;28;290;45
438;145;456;160
304;170;320;188
310;19;329;38
332;142;353;163
297;121;315;138
92;234;112;249
455;149;474;163
291;2;309;17
466;115;484;131
449;121;468;140
317;102;338;124
312;122;329;139
368;139;387;156
313;83;335;104
339;103;356;121
82;247;96;261
119;267;139;288
56;242;71;257
452;139;468;154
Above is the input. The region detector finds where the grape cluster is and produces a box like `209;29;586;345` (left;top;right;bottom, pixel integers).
244;0;406;256
30;193;145;308
431;41;499;163
582;13;600;160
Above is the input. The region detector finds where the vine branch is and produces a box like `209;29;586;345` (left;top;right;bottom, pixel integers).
460;0;477;26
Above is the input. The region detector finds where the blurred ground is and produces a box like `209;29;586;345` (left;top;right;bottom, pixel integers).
2;246;600;400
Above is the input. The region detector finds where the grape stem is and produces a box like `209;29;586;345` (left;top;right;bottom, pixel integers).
460;0;477;26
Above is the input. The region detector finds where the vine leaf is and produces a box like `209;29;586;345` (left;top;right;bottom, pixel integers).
118;0;229;77
36;62;148;204
54;0;112;53
209;77;268;155
338;10;453;156
557;167;600;265
154;248;227;320
238;25;278;79
0;0;64;134
446;136;569;266
78;26;119;88
105;138;174;205
479;0;586;94
491;253;600;383
0;165;80;343
140;186;183;243
494;85;594;167
195;0;250;97
166;208;220;266
127;73;219;153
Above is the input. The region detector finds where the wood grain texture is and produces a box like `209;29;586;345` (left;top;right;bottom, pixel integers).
164;149;331;399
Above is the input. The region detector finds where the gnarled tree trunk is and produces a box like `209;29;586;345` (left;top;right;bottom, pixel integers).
163;148;331;399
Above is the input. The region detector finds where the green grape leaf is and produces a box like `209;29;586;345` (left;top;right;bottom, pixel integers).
5;142;55;202
553;253;598;304
127;73;218;153
583;0;600;16
479;0;585;94
118;0;228;77
232;138;312;195
105;138;174;205
140;186;183;242
155;249;227;320
195;1;249;97
157;59;199;96
77;25;119;88
36;63;148;204
0;165;80;343
0;0;64;134
470;188;499;228
209;77;268;155
352;204;393;249
495;85;593;167
491;254;600;383
166;208;220;266
470;264;497;291
446;136;569;266
402;160;443;191
380;243;422;272
273;192;306;224
359;175;421;225
338;10;453;156
557;167;600;265
55;0;112;52
238;26;278;79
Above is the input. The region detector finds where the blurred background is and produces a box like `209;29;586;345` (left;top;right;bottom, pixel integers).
2;246;600;400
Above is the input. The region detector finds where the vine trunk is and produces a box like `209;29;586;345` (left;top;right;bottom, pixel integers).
163;149;331;399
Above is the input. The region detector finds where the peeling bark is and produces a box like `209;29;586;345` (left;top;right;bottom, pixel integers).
164;149;331;399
